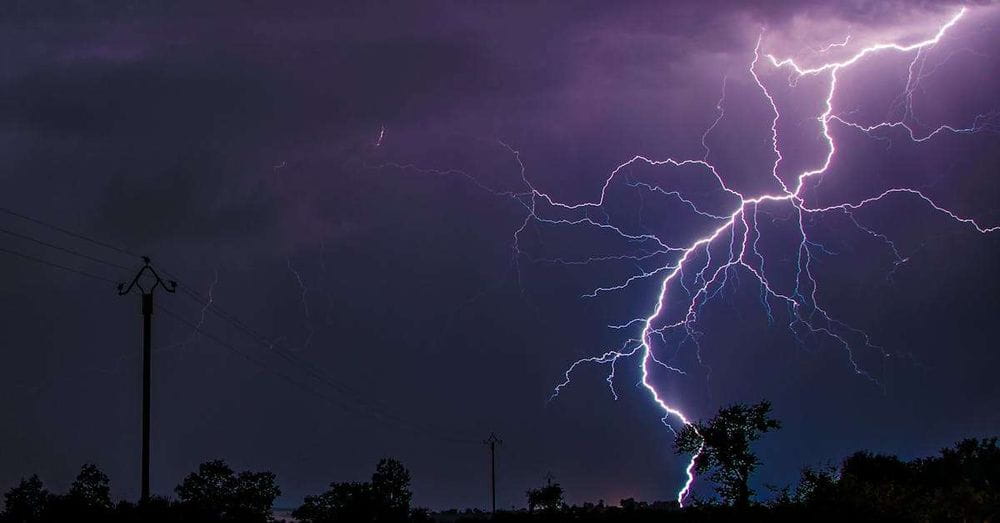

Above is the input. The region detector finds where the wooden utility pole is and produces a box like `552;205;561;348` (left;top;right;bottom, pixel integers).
117;257;175;503
484;432;502;515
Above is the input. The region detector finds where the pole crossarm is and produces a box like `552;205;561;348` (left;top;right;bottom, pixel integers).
117;256;176;297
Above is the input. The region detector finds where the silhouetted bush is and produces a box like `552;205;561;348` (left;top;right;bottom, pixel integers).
793;437;1000;521
0;461;278;523
2;475;48;523
525;483;563;512
174;460;280;521
45;463;115;520
293;457;413;523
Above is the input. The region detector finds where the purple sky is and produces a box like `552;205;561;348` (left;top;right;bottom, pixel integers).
1;0;999;510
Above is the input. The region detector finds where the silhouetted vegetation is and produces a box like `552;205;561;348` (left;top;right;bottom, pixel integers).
525;482;563;512
293;457;418;523
0;460;278;523
2;405;998;522
674;399;781;508
173;459;280;521
3;475;48;522
446;436;1000;522
790;437;1000;521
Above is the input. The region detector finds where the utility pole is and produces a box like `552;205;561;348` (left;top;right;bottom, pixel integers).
117;257;175;503
484;432;502;515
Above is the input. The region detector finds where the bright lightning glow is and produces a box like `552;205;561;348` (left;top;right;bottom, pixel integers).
534;6;996;505
817;35;851;53
370;6;995;506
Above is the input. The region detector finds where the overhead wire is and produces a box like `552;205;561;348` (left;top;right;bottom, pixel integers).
0;206;141;260
0;245;120;284
0;207;481;444
170;282;481;444
0;225;133;271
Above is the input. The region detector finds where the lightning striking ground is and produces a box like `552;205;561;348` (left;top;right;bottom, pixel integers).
371;6;996;505
525;7;995;505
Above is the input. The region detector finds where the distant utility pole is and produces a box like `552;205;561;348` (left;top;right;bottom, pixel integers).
117;257;175;503
484;432;502;515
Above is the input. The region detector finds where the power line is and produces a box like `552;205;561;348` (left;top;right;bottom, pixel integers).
178;285;373;399
0;245;119;284
157;304;476;443
170;283;480;444
0;207;480;444
157;305;379;418
0;226;133;271
0;206;140;260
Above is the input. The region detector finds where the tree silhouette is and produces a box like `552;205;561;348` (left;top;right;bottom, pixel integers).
674;400;781;508
229;467;282;521
68;463;113;513
525;483;563;512
920;437;1000;520
293;457;413;523
795;437;1000;520
794;463;838;510
371;458;412;521
294;482;375;523
39;463;116;520
1;475;49;523
174;459;279;521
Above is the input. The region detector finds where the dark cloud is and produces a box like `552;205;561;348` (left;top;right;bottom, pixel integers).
0;0;997;511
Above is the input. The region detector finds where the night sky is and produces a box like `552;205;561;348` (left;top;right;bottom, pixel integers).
2;0;999;512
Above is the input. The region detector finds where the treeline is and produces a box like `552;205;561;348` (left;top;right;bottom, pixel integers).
451;437;999;521
786;437;1000;520
3;398;998;522
0;457;428;523
1;460;281;523
3;437;997;522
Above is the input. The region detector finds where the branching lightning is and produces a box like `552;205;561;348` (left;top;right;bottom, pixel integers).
372;6;996;505
523;7;997;505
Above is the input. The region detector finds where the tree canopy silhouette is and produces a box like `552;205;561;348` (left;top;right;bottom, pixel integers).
2;475;48;523
174;459;280;522
293;457;413;523
794;437;1000;520
68;463;112;511
525;483;564;512
372;458;412;521
674;399;781;508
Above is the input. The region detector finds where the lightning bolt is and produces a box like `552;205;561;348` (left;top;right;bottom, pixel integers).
286;256;314;350
530;7;996;505
816;35;851;54
178;268;219;354
368;6;994;506
150;268;221;359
